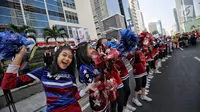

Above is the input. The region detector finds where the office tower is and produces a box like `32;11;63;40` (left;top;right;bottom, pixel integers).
148;20;163;35
129;0;145;34
0;0;98;42
175;0;196;32
90;0;108;38
173;8;180;32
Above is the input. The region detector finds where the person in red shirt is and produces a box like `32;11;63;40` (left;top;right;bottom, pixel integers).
115;58;136;111
131;49;152;107
96;38;136;112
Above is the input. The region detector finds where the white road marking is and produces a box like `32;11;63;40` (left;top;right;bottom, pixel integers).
128;68;133;72
194;57;200;62
179;48;184;50
81;102;89;111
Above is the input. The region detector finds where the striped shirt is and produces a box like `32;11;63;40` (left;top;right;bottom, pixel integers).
1;65;82;112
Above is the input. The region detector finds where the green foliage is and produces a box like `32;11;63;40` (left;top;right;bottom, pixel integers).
8;24;36;35
29;62;45;71
43;25;69;43
152;30;159;35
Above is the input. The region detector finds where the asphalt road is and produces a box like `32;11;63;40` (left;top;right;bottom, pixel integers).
133;45;200;112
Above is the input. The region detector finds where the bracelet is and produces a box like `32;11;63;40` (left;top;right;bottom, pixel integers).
79;89;86;97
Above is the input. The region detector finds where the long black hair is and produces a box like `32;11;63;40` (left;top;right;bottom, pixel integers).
96;38;106;53
76;42;93;70
49;45;75;78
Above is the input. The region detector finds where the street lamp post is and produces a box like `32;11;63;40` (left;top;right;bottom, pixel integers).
118;0;127;28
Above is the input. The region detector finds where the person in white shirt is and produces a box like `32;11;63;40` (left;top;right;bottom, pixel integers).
54;41;61;52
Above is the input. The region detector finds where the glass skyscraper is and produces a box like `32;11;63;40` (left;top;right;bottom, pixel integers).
0;0;81;40
106;0;131;26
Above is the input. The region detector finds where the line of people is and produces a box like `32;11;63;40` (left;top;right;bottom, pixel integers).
1;29;173;112
173;31;199;48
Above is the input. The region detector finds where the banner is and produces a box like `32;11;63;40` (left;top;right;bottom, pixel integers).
84;28;90;42
183;5;194;19
72;28;79;46
77;28;87;43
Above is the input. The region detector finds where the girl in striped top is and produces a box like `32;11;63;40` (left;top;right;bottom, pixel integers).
1;45;98;112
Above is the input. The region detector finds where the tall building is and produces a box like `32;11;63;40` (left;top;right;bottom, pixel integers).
90;0;132;38
148;20;163;35
173;8;180;32
175;0;196;32
148;22;157;33
129;0;145;34
106;0;132;25
90;0;108;38
162;28;166;36
156;20;163;35
0;0;97;42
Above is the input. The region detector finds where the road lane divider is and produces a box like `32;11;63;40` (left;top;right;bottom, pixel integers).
179;48;184;50
194;57;200;62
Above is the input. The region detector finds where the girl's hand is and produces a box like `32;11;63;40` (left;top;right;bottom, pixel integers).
85;81;101;92
11;46;27;65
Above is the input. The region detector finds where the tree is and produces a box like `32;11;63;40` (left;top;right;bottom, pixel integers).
8;24;36;35
152;30;159;35
43;25;68;43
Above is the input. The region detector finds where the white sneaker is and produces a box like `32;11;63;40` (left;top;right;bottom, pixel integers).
138;90;148;95
123;108;132;112
168;55;172;58
145;85;150;89
155;70;162;74
141;95;152;102
149;72;153;75
150;69;154;73
158;61;162;67
148;75;154;79
127;104;136;111
145;89;149;92
165;57;168;60
132;98;142;106
162;59;166;62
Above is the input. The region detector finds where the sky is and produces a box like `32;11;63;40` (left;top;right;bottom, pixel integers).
139;0;176;33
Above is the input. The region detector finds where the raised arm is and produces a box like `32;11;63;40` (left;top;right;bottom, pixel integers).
1;46;35;90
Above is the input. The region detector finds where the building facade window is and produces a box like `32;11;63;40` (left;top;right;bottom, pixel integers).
22;0;45;9
24;11;48;21
0;16;24;25
47;4;63;13
0;1;21;10
22;0;49;38
46;0;65;22
65;11;79;24
46;0;62;6
63;0;76;9
0;0;24;25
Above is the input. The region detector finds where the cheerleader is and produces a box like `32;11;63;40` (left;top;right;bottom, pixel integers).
132;49;152;107
115;58;136;112
1;45;99;112
76;42;110;112
96;39;129;112
96;38;107;55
